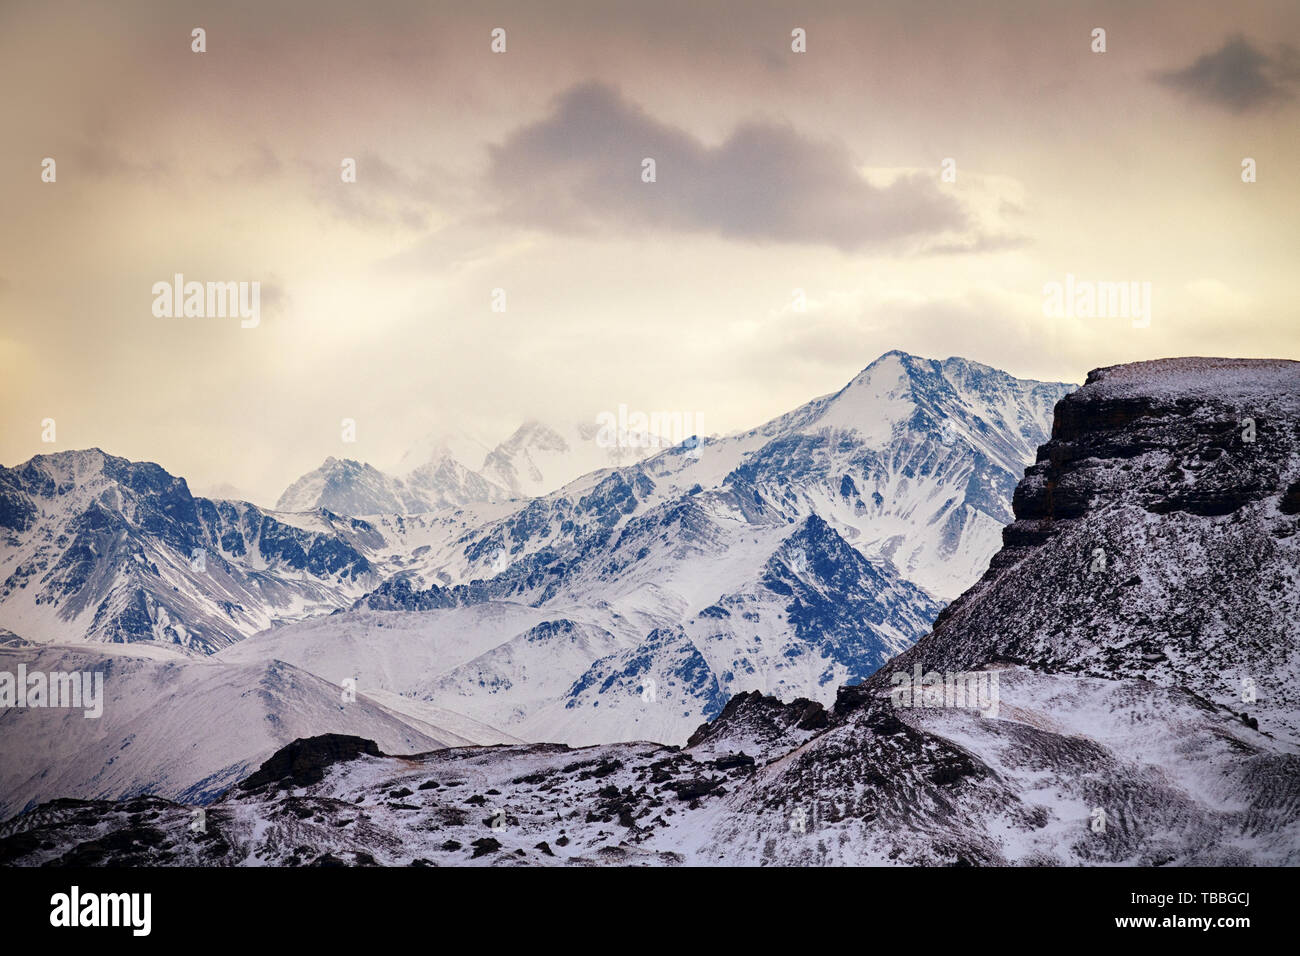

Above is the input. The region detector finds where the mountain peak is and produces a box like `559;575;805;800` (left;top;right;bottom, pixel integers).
21;446;111;472
394;428;494;476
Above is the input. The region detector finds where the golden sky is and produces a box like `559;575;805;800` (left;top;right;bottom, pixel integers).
2;0;1297;503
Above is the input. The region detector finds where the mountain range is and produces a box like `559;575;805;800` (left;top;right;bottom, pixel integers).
275;419;656;514
0;351;1071;810
5;357;1296;865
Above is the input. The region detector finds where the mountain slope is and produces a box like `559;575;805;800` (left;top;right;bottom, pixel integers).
7;666;1293;865
0;644;475;820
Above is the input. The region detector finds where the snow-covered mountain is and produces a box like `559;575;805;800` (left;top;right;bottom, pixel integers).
275;457;442;514
0;450;386;652
364;351;1068;601
9;357;1296;866
480;420;653;499
0;352;1069;750
231;352;1071;744
278;419;653;514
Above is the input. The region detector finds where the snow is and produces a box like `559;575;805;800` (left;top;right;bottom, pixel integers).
0;644;479;818
1086;357;1300;404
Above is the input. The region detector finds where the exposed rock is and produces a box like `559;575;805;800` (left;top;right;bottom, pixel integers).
239;735;383;792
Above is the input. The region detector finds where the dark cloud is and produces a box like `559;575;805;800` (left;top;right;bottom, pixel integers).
486;82;968;251
1155;35;1300;112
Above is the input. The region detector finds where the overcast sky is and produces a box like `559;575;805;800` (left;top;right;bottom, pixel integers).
2;0;1297;503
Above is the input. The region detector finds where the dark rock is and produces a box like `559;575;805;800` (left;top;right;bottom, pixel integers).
239;735;382;792
713;752;756;771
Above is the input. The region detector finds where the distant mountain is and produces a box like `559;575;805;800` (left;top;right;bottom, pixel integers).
277;419;653;515
275;457;436;514
481;420;652;499
392;428;494;480
235;352;1072;744
403;455;508;511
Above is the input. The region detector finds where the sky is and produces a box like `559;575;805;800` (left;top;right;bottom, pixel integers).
1;0;1297;504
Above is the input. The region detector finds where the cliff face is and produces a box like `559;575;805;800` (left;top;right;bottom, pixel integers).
871;358;1300;744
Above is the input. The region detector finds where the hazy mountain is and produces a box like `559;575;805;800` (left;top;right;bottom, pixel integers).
277;418;673;515
480;420;654;499
275;457;437;515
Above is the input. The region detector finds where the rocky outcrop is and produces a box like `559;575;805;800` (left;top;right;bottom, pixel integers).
686;689;828;752
872;358;1300;742
239;735;384;792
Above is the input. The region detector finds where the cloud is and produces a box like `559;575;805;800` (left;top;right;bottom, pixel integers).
1155;36;1300;113
66;142;171;181
220;143;283;182
486;82;975;251
726;280;1090;388
307;152;451;231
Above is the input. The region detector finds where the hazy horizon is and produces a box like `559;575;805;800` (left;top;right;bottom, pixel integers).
5;346;1083;505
